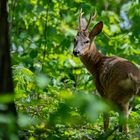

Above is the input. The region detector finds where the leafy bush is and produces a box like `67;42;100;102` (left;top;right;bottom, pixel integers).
9;0;140;139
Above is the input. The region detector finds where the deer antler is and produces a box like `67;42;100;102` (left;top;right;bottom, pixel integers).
79;8;84;31
85;10;96;31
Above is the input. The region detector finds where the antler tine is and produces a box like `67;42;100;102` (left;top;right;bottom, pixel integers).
85;10;96;31
79;8;84;31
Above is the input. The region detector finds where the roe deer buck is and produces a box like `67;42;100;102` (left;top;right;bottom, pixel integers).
73;9;140;133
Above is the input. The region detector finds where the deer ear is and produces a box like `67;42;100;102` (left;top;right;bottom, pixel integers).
89;21;103;39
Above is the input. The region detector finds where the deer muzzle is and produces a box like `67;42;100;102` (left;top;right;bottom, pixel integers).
73;50;80;57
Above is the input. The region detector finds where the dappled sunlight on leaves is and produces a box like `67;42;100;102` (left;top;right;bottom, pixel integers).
9;0;140;139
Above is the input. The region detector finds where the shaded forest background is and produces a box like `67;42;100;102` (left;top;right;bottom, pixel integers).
3;0;140;139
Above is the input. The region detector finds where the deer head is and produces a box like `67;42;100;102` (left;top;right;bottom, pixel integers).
73;9;103;57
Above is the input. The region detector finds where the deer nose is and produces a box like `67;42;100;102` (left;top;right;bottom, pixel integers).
73;50;80;56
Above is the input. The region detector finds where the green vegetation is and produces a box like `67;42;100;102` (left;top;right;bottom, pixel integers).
8;0;140;139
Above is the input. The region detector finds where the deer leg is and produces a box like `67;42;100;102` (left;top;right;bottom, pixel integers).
103;112;109;131
118;102;129;133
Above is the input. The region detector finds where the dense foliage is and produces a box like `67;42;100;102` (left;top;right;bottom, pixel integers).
8;0;140;139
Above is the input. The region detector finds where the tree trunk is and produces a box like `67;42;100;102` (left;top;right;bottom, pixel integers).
0;0;18;139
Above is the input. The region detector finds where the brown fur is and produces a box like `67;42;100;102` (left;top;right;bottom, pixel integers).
80;43;140;132
73;14;140;132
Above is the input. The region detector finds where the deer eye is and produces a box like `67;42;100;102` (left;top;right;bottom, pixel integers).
84;40;90;44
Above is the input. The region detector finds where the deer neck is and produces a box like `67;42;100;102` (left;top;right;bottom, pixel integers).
80;43;104;75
